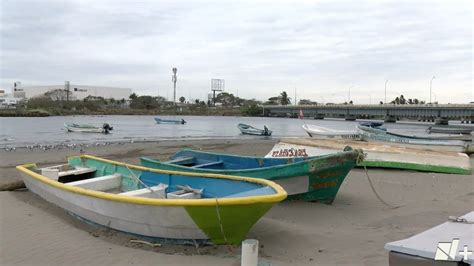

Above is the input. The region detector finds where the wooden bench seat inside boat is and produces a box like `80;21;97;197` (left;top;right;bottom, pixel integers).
66;173;122;191
119;183;168;199
167;156;195;165
41;164;96;183
191;160;224;169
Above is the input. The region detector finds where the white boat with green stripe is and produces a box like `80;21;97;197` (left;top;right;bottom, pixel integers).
16;155;286;245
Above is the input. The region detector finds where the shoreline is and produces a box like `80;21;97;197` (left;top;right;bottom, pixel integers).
1;138;473;265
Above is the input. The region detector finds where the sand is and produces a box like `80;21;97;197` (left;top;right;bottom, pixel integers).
1;139;473;266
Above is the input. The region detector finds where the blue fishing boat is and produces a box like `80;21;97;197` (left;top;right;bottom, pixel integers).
237;123;272;136
140;148;362;203
154;117;186;124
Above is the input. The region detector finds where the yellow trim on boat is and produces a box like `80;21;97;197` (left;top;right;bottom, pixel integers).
16;155;287;206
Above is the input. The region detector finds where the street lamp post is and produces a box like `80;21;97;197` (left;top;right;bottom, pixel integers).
384;80;388;104
429;76;436;104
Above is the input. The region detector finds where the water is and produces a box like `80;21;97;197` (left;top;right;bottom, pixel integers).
0;115;442;148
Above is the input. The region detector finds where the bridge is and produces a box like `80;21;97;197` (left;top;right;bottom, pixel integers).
263;104;474;124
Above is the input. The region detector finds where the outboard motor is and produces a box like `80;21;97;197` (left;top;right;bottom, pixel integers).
102;123;113;134
263;125;269;136
181;119;186;124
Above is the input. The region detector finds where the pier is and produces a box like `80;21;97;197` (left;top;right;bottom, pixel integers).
264;104;474;124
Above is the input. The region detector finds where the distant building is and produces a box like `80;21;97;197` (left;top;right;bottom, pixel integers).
12;81;133;100
0;93;22;108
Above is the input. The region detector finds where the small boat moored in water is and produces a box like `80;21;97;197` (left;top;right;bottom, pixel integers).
154;117;186;124
266;138;471;175
302;124;361;140
140;148;363;203
16;155;286;245
64;123;113;134
237;123;272;136
427;125;473;135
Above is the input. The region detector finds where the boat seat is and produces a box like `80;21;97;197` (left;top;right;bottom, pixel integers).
41;165;96;181
192;160;223;168
66;173;122;191
119;183;168;199
223;186;275;198
167;156;195;165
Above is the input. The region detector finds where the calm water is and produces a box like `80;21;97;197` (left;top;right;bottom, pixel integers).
0;115;447;148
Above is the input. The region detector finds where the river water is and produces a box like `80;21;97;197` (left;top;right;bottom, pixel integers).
0;115;464;148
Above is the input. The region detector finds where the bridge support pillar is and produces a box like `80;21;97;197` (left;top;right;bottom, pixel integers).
384;115;397;123
434;117;449;125
345;114;356;121
314;114;325;119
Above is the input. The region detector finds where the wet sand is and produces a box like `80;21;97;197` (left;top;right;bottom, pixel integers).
1;139;472;265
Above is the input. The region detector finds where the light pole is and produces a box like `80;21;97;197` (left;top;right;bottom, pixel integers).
429;76;436;104
384;80;388;104
348;85;354;103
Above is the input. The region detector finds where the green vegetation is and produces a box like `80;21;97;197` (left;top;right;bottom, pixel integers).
1;89;309;117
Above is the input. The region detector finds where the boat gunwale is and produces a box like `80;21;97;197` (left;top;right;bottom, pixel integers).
141;148;360;174
16;155;287;207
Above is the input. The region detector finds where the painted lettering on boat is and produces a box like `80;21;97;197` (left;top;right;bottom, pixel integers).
271;148;308;158
311;181;337;189
318;171;342;179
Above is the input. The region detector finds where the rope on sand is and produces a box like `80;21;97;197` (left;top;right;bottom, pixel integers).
357;151;404;209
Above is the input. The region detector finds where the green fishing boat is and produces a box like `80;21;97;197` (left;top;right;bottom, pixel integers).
140;148;363;203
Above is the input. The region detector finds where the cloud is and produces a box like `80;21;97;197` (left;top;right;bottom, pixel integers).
0;0;471;103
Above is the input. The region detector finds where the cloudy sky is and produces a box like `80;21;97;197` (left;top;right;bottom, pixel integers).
0;0;472;103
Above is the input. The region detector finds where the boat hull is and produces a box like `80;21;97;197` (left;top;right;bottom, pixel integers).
154;118;185;124
302;124;361;140
357;125;470;153
266;138;471;175
237;123;272;136
17;156;285;245
141;150;361;203
64;124;106;133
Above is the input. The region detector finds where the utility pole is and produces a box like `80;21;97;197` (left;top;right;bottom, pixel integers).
429;76;436;103
172;67;177;105
65;81;70;101
384;80;388;104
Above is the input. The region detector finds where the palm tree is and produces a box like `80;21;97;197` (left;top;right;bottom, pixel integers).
280;91;291;105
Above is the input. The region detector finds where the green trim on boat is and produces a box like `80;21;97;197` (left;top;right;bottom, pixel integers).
184;202;275;245
358;161;471;175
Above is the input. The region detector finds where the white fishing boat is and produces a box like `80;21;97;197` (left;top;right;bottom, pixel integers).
16;155;286;245
64;123;113;134
238;123;272;136
302;124;361;140
265;138;471;175
385;211;474;265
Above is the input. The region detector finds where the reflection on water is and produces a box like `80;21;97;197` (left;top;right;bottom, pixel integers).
0;115;455;147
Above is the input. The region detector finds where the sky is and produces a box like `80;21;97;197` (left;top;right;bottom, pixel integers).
0;0;472;104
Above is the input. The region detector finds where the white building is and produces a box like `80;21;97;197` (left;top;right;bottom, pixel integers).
0;93;23;108
13;81;133;100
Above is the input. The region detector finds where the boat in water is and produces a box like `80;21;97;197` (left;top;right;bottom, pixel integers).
140;148;362;203
238;123;272;136
16;155;286;245
385;211;473;265
302;122;385;140
265;138;471;175
302;124;361;140
357;125;473;153
64;123;113;134
427;125;473;135
154;117;186;124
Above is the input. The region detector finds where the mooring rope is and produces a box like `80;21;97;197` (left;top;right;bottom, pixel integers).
124;164;155;193
357;151;404;209
214;198;230;246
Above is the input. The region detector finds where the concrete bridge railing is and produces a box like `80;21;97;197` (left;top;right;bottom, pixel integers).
263;104;474;124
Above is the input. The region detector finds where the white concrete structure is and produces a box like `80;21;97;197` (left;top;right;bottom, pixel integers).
0;93;23;108
13;82;132;100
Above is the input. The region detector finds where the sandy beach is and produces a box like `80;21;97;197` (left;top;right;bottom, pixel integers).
1;138;472;265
